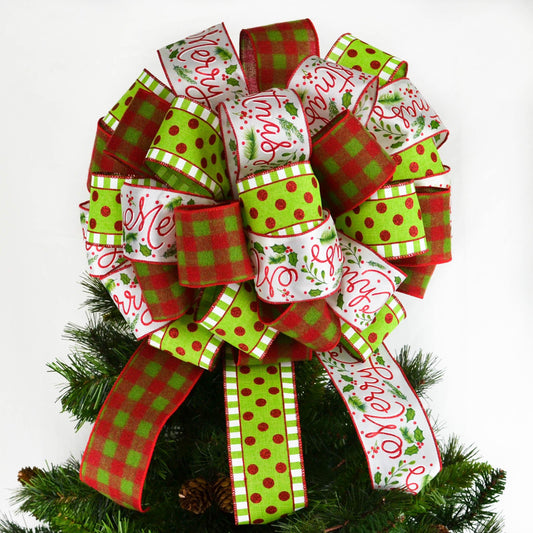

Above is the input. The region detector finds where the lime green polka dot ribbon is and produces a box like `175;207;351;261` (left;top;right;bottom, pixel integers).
80;18;452;525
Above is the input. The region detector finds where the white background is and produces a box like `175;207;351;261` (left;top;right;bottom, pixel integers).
1;0;531;530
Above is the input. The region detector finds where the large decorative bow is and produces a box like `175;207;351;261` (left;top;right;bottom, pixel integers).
79;19;451;526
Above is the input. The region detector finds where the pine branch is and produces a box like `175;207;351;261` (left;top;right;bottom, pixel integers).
396;347;443;398
80;275;124;323
0;517;54;533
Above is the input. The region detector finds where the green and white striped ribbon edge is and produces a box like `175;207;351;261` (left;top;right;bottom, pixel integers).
237;162;314;194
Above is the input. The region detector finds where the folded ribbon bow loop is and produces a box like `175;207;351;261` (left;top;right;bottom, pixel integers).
80;18;452;525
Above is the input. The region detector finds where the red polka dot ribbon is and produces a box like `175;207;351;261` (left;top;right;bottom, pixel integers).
79;18;451;525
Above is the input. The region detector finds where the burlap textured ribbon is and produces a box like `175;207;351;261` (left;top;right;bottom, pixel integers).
79;18;451;526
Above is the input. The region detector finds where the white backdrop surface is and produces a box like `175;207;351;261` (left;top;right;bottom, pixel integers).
1;0;531;530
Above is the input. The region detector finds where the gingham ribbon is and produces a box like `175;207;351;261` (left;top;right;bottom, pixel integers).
80;18;452;525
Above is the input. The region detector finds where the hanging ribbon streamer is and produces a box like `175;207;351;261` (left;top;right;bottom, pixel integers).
79;18;452;526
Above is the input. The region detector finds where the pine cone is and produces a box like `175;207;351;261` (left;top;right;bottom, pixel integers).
212;474;233;514
179;477;212;514
17;467;43;486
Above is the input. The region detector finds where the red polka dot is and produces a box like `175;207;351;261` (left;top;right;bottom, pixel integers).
294;209;305;220
89;216;96;227
91;191;99;201
257;190;268;201
250;301;259;312
215;328;226;336
425;169;434;176
238;343;249;352
258;422;269;432
169;125;180;135
416;144;425;155
368;333;378;343
364;217;374;228
243;411;254;421
380;230;391;241
405;197;414;209
275;462;287;473
278;491;290;501
176;143;187;154
265;217;276;229
366;47;376;54
234;326;245;336
385;313;394;324
166;110;173;120
263;478;275;488
409;226;419;237
318;206;322;217
260;448;272;459
354;65;362;71
201;157;208;168
169;328;179;338
347;49;358;57
192;341;202;351
195;138;204;149
114;221;122;232
286;181;297;192
245;436;256;446
187;323;198;332
254;321;264;332
266;506;278;515
231;307;242;318
251;493;262;503
311;177;318;188
393;214;404;226
431;152;438;162
267;366;278;374
188;118;199;129
270;409;281;418
256;398;267;407
275;199;286;210
376;202;387;213
304;192;313;203
176;347;185;356
153;135;161;145
273;434;284;444
370;60;381;70
249;207;258;219
254;377;265;385
124;96;132;106
242;388;252;396
253;519;264;524
355;231;363;242
409;162;419;173
100;206;111;217
247;464;258;475
115;193;121;204
269;387;280;395
393;154;402;165
344;216;352;227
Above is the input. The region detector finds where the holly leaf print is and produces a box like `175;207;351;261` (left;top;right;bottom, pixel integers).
404;445;419;456
120;273;131;285
163;244;177;258
229;138;237;152
288;252;298;267
430;119;440;129
348;394;366;412
308;289;323;297
342;383;354;393
284;102;299;117
390;141;404;149
405;407;416;422
414;427;425;443
375;355;385;366
168;40;186;58
341;91;353;110
124;243;134;254
125;232;138;243
340;374;352;382
374;471;382;485
226;78;240;87
173;66;197;85
225;64;238;75
271;244;287;254
268;254;286;265
328;99;340;119
139;244;152;258
394;276;402;286
400;427;416;444
413;115;426;138
214;46;233;61
166;197;183;210
253;242;265;254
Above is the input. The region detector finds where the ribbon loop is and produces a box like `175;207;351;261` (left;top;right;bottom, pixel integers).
240;18;319;94
174;202;254;287
311;110;396;217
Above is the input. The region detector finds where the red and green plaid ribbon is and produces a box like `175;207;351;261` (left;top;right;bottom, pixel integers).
80;342;202;511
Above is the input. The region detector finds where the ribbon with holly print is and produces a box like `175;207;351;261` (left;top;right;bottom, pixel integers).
79;18;452;526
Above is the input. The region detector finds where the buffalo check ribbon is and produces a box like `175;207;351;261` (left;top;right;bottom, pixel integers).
80;342;203;511
80;18;453;525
